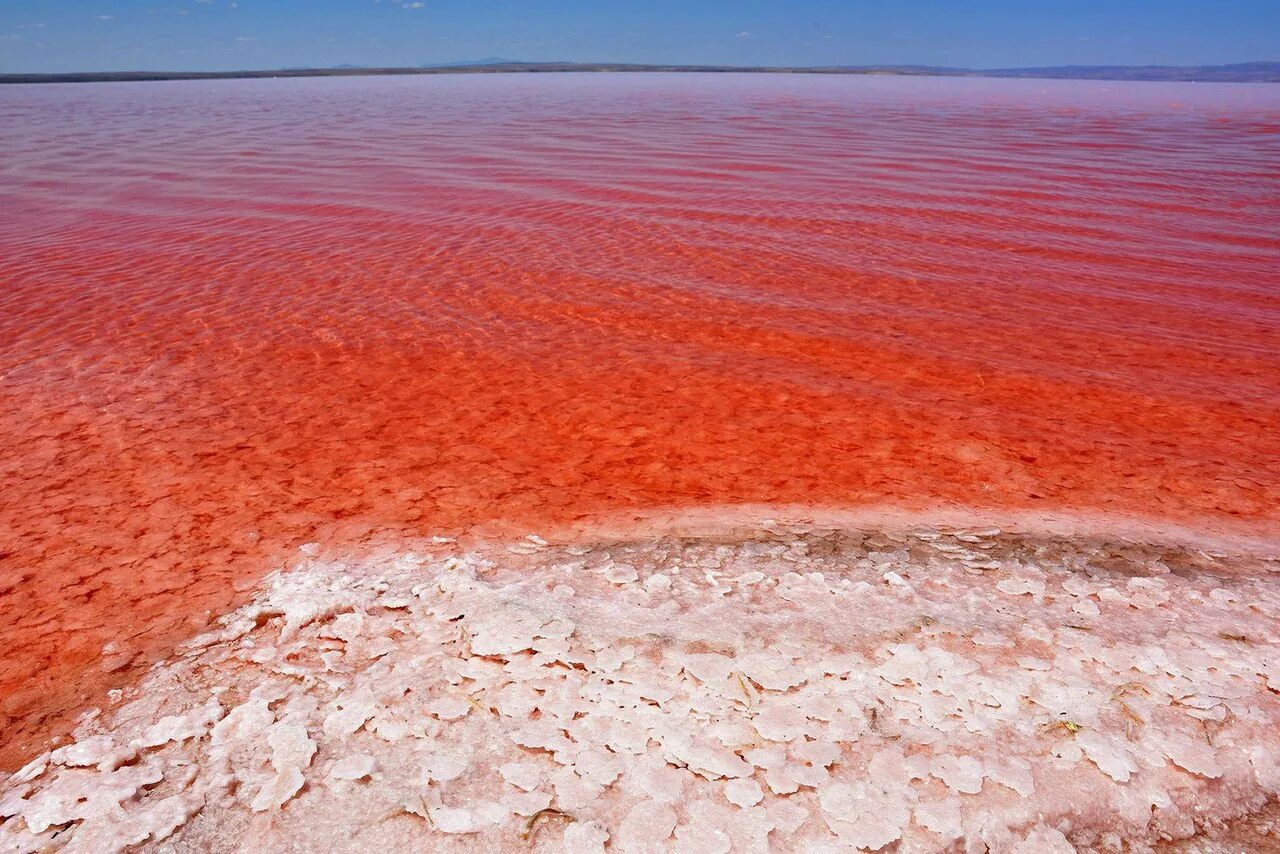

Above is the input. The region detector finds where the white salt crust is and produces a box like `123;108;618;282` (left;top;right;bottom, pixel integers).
1;522;1279;853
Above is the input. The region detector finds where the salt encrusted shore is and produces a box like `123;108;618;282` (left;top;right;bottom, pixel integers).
1;512;1278;852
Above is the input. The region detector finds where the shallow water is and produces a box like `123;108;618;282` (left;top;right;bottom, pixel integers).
0;73;1278;781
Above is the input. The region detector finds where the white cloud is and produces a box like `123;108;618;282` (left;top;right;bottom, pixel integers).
97;14;116;20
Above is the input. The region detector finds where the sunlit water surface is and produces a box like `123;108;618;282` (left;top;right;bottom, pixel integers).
0;74;1278;770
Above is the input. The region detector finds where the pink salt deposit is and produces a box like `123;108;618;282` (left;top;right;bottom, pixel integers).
1;511;1277;852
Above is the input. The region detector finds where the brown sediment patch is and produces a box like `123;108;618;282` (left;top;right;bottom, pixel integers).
1;514;1277;852
519;503;1280;558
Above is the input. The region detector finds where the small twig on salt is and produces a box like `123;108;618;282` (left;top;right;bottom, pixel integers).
522;807;574;841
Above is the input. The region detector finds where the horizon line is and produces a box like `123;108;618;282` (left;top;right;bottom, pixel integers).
3;60;1278;85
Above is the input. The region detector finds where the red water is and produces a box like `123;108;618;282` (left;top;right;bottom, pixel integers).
0;73;1277;768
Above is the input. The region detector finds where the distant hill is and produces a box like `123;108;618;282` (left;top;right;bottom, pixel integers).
2;61;1277;85
434;57;523;68
972;61;1279;82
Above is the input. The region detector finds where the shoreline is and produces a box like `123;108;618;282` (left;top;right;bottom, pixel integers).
515;502;1280;557
3;509;1277;851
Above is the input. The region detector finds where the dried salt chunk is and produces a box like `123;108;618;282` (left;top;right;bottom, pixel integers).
541;617;576;639
50;736;118;768
1021;824;1077;853
24;766;170;833
876;643;928;685
738;571;765;586
618;802;677;852
903;753;932;781
9;753;49;785
929;754;985;794
768;798;809;833
1072;599;1100;617
785;761;829;787
426;696;471;721
133;791;204;845
595;648;625;672
563;819;610;854
500;761;544;791
723;778;764;807
726;805;777;854
431;805;478;834
868;745;911;787
250;767;305;812
604;564;639;584
914;798;962;839
1098;587;1128;604
322;692;377;737
1077;731;1137;783
268;723;316;774
0;784;32;821
996;578;1044;597
504;789;553;816
739;648;807;690
752;703;808;742
329;755;378;781
819;653;864;675
623;757;687;804
321;612;365;642
670;742;754;780
673;810;732;853
792;740;841;767
469;618;536;655
551;764;605;809
495;683;539;718
1050;739;1084;763
1062;575;1093;596
421;751;469;783
818;781;907;850
135;700;224;748
683;652;737;686
798;694;838;721
211;698;275;748
763;765;800;795
574;748;623;787
1163;738;1223;779
1250;745;1280;791
644;574;672;592
987;761;1035;797
512;720;575;754
363;636;397;658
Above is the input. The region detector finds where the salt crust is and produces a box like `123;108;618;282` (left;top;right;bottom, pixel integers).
1;524;1278;852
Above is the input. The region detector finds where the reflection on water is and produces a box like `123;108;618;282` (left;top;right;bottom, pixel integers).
0;74;1277;781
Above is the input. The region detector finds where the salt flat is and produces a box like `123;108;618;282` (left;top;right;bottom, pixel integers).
3;510;1276;852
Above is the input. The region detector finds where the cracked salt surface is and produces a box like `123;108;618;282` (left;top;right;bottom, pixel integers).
2;520;1278;852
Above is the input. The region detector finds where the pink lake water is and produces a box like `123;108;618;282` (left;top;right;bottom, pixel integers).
0;73;1278;776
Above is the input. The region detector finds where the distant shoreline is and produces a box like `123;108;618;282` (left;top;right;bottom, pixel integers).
2;60;1277;85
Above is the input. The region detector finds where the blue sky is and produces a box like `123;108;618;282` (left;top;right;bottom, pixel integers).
0;1;1276;74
